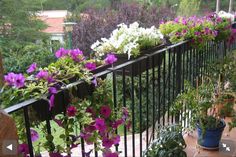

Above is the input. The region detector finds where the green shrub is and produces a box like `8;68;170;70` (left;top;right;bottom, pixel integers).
3;43;57;73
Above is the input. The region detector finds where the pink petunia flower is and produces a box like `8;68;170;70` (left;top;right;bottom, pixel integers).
49;95;55;111
80;132;93;145
111;119;123;129
4;72;16;86
85;62;97;70
49;87;57;94
30;128;39;142
36;70;49;80
55;48;68;58
84;123;96;133
112;135;120;145
14;73;25;88
27;63;37;74
104;53;117;65
69;49;84;62
95;118;107;132
18;143;29;156
102;137;114;148
100;105;111;118
67;106;77;117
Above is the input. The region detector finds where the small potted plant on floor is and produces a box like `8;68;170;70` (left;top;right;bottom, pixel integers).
171;78;227;149
143;124;187;157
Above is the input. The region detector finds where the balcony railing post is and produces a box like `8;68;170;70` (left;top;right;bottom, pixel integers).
175;45;182;123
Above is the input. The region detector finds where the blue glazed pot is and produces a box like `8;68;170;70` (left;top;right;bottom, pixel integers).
197;119;226;149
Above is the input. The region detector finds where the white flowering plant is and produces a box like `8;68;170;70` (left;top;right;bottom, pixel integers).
91;22;163;59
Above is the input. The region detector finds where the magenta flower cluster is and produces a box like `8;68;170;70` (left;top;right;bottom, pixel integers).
4;72;25;88
105;53;117;65
55;48;84;62
81;106;130;157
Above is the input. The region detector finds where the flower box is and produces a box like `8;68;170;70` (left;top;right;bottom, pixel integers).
114;44;165;76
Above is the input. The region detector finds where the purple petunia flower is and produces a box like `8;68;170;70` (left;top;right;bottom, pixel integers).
69;49;84;62
80;132;93;145
84;123;96;133
55;48;68;58
111;119;123;129
102;137;114;148
85;62;96;70
30;128;39;142
14;73;25;88
49;95;55;111
194;31;201;36
36;70;49;80
67;106;77;117
27;63;37;74
104;53;117;65
182;29;187;34
4;73;25;88
100;105;111;118
112;135;120;145
95;118;107;132
4;72;16;86
53;118;63;127
47;76;55;84
92;77;98;87
49;87;57;94
18;143;29;155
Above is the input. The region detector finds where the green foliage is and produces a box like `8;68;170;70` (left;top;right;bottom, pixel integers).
3;43;56;73
159;19;188;44
0;0;48;47
67;0;111;20
144;124;187;157
177;0;201;16
171;79;216;131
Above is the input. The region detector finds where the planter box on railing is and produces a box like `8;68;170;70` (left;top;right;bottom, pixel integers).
114;44;165;76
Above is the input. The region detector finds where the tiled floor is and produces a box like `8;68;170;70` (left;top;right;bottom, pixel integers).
184;117;236;157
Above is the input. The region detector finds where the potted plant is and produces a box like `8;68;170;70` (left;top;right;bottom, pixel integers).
171;79;227;149
143;124;187;157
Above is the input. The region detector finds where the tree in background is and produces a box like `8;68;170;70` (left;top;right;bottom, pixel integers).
72;2;175;54
177;0;201;16
0;0;52;73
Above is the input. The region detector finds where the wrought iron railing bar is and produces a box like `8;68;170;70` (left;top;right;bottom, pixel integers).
122;68;128;157
138;62;143;157
23;107;34;157
145;57;149;150
151;55;156;141
112;71;119;152
131;64;135;157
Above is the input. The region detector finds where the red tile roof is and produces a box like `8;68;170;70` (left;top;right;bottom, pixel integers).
40;16;64;34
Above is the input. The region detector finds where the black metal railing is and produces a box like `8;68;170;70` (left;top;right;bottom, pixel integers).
3;39;236;157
